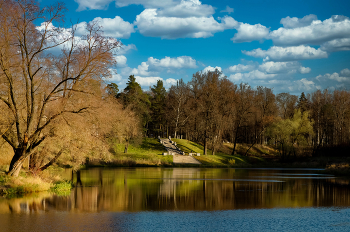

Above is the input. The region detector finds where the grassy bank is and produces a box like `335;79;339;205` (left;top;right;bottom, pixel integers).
0;166;72;197
93;137;172;166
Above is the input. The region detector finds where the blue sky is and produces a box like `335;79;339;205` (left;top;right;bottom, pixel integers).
40;0;350;94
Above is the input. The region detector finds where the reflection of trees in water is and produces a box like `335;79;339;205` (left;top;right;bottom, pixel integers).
3;169;350;213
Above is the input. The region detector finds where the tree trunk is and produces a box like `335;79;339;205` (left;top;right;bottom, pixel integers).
8;148;26;177
124;143;129;153
204;138;207;155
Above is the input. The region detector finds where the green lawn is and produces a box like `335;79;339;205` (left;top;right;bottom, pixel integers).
111;138;173;166
172;138;251;167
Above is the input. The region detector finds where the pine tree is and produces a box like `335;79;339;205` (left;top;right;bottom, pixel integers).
150;80;166;137
119;75;151;130
297;92;309;114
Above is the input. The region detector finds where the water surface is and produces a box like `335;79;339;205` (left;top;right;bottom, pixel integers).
1;168;350;231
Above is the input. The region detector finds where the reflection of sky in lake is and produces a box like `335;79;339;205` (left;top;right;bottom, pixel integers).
1;168;350;230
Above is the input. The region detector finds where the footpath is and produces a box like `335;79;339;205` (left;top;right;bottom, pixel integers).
160;138;201;165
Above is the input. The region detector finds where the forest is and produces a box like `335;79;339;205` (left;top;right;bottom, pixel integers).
1;0;350;178
116;71;350;159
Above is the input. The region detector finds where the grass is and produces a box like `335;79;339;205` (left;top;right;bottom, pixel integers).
108;138;173;167
172;138;254;167
0;165;73;197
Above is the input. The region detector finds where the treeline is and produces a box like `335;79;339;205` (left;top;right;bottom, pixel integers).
115;70;350;157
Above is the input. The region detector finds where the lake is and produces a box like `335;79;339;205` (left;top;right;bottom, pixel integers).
1;167;350;231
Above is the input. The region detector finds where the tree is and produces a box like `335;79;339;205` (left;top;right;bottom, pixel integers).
167;79;190;139
267;109;314;158
297;92;309;114
118;75;151;131
231;83;254;155
106;83;119;98
276;93;298;119
150;80;166;137
0;0;120;176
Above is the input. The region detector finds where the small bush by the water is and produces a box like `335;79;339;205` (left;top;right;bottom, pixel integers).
51;181;72;196
228;159;236;165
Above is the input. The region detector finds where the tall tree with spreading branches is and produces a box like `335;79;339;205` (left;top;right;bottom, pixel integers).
0;0;120;176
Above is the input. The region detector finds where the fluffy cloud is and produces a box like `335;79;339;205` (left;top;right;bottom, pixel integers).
270;15;350;46
130;56;197;76
231;23;270;43
316;72;350;83
131;62;151;76
75;16;134;39
203;66;222;73
227;64;256;73
340;68;350;77
114;0;175;8
135;9;237;39
243;45;328;61
157;0;215;18
220;6;234;14
115;55;127;67
280;14;318;28
134;76;178;89
117;44;137;55
320;38;350;52
75;0;114;11
229;70;276;83
258;61;311;74
135;76;162;87
74;0;174;10
148;56;197;69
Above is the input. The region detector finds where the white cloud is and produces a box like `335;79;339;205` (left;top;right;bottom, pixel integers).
133;76;178;89
203;66;222;73
231;23;269;43
229;70;276;82
220;6;234;14
316;72;350;82
228;64;255;73
74;0;175;10
131;62;151;76
340;68;350;77
291;78;317;92
148;56;197;69
75;16;134;39
114;0;174;8
128;56;197;77
320;38;350;52
229;73;243;82
135;76;162;87
243;45;328;61
75;0;114;11
157;0;215;18
280;14;318;28
115;55;127;67
299;67;311;74
118;44;137;55
258;61;311;74
270;15;350;46
134;9;237;39
164;78;178;88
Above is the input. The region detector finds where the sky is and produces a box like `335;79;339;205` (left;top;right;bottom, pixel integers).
39;0;350;95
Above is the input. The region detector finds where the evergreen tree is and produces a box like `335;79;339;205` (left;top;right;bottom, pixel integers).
119;75;151;131
106;83;119;98
297;92;309;114
150;80;166;137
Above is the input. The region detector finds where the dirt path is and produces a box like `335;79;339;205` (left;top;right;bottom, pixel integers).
173;155;201;165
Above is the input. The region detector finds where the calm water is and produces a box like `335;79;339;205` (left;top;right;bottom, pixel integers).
1;167;350;231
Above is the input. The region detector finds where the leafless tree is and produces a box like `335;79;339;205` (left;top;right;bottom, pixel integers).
0;0;120;176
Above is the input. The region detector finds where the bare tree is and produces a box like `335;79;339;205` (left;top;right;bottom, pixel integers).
0;0;120;176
